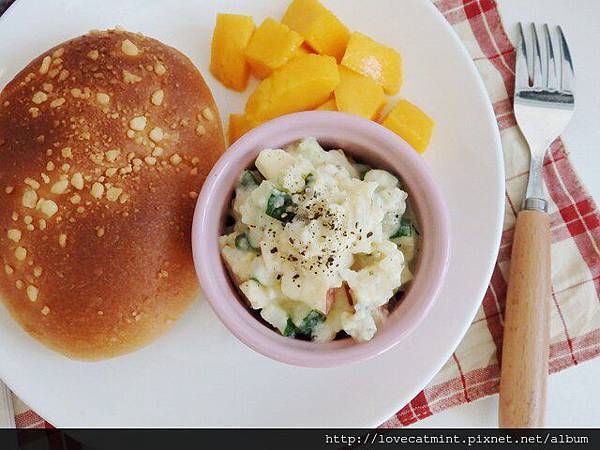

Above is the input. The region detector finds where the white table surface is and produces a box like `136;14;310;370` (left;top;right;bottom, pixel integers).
415;0;600;428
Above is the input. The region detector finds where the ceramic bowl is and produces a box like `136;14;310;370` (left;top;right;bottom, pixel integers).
191;111;450;367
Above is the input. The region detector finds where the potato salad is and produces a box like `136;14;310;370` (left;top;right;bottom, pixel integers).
219;138;418;342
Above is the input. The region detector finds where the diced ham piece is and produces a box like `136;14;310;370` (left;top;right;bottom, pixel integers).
325;288;336;314
325;283;355;314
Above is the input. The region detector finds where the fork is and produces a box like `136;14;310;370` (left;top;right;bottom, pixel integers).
498;23;575;428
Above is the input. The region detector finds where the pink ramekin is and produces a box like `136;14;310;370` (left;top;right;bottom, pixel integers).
191;111;450;368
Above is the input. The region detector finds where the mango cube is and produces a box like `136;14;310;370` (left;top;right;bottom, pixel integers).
210;14;255;92
316;97;337;111
381;100;434;153
292;43;315;60
282;0;349;61
229;114;261;144
375;100;389;122
341;32;402;95
245;18;304;79
245;54;340;122
334;66;385;119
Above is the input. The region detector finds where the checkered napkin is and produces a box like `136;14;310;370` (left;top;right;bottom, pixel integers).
4;0;600;428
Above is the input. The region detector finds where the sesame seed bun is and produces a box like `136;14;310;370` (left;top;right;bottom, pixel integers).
0;29;224;360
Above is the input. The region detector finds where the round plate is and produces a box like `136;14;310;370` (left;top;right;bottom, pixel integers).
0;0;503;427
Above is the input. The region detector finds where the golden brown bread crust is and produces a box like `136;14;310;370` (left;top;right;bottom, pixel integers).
0;30;224;359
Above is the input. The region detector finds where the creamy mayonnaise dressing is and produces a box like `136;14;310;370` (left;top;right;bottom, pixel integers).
220;138;418;342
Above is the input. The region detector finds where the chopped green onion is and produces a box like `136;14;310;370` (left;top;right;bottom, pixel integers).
305;173;315;187
391;218;414;239
281;311;326;339
235;233;252;251
239;170;261;187
283;318;298;337
266;188;296;223
298;310;326;336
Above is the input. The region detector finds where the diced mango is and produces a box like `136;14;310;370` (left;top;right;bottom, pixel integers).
334;66;385;119
245;18;304;79
210;14;255;92
316;97;337;111
245;54;340;122
282;0;349;61
375;100;389;122
292;43;315;59
381;100;434;153
229;114;261;144
341;32;402;95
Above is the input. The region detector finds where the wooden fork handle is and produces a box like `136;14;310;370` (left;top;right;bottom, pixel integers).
499;209;551;428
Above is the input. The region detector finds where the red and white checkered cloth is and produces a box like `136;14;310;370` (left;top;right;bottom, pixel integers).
9;0;600;428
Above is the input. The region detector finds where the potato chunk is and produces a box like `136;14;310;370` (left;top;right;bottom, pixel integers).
229;114;261;144
245;54;340;122
282;0;349;61
210;14;255;92
245;18;304;79
341;32;402;95
334;66;385;119
381;100;434;153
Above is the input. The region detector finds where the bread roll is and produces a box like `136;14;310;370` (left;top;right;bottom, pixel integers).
0;29;224;359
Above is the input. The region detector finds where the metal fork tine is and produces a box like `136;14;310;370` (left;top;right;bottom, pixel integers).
530;23;544;87
543;24;558;90
557;26;575;92
515;23;530;91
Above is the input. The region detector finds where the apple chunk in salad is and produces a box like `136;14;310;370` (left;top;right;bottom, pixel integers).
219;138;418;342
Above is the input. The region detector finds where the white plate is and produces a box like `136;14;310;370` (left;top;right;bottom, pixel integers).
0;0;503;427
